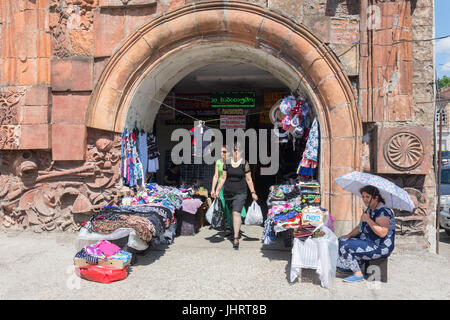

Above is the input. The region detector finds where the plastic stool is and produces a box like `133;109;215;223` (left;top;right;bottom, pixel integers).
363;257;388;283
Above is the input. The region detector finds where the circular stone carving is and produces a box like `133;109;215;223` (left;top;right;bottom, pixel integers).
384;132;424;171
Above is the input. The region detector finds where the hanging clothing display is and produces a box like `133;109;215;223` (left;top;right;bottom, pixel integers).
138;131;148;176
147;131;160;173
303;117;319;162
120;128;145;187
120;128;160;185
297;117;319;178
190;125;212;157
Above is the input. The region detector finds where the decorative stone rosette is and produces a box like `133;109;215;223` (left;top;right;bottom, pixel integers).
383;132;424;171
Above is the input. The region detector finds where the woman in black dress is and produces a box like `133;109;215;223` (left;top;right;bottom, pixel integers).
214;143;258;249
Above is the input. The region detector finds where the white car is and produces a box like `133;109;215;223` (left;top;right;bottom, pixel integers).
440;209;450;236
439;165;450;235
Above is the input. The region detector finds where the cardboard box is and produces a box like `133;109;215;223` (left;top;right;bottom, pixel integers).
97;257;131;269
73;256;131;269
301;209;324;226
74;257;97;267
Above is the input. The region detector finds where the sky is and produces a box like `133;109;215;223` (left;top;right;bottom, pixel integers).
436;0;450;79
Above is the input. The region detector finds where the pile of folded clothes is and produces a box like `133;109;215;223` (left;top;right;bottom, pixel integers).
267;184;300;205
74;240;132;283
293;206;328;241
262;203;303;245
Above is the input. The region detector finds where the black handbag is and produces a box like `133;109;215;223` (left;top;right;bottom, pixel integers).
211;199;226;230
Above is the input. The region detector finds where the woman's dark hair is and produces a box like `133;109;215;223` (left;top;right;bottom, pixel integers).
359;185;385;204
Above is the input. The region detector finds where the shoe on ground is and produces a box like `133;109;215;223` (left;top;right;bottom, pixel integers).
343;274;365;283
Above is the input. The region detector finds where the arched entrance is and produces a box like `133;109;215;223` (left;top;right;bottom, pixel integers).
86;1;362;235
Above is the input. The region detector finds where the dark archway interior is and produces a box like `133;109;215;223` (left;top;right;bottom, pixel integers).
150;62;317;217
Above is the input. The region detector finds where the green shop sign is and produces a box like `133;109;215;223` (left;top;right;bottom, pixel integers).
211;91;256;108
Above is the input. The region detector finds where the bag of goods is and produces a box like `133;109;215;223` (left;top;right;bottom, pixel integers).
75;265;128;284
245;201;263;225
73;240;132;283
210;199;226;230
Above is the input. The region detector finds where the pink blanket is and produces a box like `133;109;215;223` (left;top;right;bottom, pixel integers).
182;199;203;214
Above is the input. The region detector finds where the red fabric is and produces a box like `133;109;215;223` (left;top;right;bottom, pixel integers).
75;265;128;283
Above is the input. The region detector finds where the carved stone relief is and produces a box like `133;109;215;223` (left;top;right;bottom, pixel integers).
0;128;122;232
0;87;26;125
49;0;96;57
0;125;20;149
375;126;431;174
384;132;424;171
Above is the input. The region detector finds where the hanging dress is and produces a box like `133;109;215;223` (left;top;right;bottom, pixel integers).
297;117;319;178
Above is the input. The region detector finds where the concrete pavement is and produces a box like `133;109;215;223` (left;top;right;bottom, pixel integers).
1;225;449;300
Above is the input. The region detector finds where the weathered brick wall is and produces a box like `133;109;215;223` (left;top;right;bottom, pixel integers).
0;0;364;156
410;0;436;249
0;1;437;243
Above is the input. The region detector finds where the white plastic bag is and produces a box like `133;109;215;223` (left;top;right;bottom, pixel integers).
315;225;338;288
245;201;263;225
127;230;149;251
206;199;218;225
75;224;132;251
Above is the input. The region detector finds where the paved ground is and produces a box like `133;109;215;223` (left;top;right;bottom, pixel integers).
1;226;449;300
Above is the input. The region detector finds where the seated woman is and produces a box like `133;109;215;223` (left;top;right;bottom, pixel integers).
337;185;396;283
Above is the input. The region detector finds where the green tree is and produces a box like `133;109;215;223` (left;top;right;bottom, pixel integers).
439;75;450;90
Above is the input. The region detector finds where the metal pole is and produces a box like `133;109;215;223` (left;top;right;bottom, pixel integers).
437;105;442;255
436;71;442;255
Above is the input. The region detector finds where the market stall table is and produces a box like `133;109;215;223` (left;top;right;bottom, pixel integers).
289;225;338;288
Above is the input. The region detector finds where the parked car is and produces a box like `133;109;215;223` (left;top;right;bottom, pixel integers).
441;151;450;165
439;164;450;235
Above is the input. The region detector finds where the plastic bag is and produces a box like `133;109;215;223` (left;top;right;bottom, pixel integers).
315;225;338;288
75;265;128;283
245;201;263;225
205;199;217;225
127;230;149;251
210;199;226;230
75;224;133;251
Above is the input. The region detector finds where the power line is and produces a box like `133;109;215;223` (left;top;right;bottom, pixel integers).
358;34;450;47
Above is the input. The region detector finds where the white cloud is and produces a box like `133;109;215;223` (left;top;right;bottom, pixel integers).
443;62;450;72
437;37;450;54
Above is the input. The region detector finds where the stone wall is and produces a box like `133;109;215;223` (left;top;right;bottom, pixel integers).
0;0;437;246
358;0;436;249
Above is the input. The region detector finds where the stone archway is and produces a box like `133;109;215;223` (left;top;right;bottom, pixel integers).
86;1;362;235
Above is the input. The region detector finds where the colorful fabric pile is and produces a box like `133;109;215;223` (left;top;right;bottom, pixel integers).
89;210;156;242
73;240;132;283
267;184;301;204
74;240;132;266
262;202;303;245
